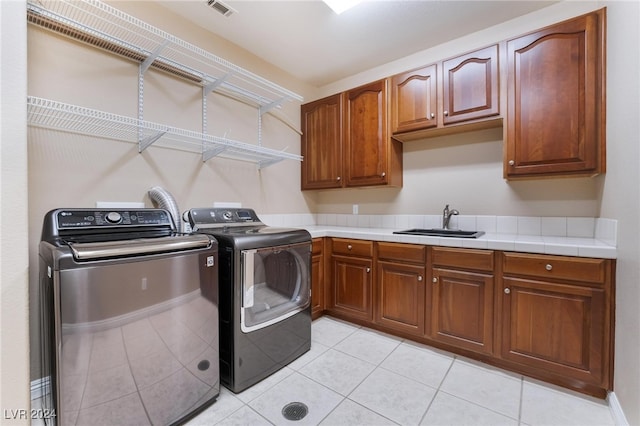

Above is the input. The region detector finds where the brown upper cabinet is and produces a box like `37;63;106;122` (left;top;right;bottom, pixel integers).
301;80;402;190
302;9;606;187
391;45;501;141
344;80;403;188
301;94;343;190
391;64;438;133
505;9;606;179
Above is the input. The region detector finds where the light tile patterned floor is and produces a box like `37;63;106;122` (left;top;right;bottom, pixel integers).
188;316;615;426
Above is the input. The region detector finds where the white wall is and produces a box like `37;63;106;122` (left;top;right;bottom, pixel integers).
598;2;640;425
0;0;30;423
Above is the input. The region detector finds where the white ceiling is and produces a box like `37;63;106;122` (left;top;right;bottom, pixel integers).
159;0;558;87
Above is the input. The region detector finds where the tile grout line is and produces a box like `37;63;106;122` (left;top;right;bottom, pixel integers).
341;335;427;426
313;328;409;425
417;353;457;424
518;376;524;425
431;356;525;423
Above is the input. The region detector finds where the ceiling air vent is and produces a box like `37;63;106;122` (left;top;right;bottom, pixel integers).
207;0;236;17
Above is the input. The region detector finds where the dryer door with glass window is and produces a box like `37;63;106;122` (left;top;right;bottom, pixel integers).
240;242;310;332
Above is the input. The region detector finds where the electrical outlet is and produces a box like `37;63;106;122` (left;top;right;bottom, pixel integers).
352;204;359;215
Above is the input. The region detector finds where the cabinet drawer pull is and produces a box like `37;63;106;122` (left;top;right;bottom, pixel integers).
418;275;423;282
347;244;352;250
381;172;386;178
508;160;515;166
430;112;435;119
336;176;341;181
444;110;449;116
504;288;511;294
545;264;553;271
432;277;438;283
366;267;371;273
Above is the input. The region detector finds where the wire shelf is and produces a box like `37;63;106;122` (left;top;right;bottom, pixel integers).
27;96;302;168
26;0;304;168
27;0;303;108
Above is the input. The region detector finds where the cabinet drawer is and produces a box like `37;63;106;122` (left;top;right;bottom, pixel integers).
312;238;323;255
503;252;607;284
431;247;494;272
377;242;426;264
331;238;373;257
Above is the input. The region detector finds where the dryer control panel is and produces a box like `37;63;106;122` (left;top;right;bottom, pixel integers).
187;208;262;227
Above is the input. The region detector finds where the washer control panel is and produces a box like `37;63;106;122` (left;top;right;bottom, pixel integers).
56;209;172;229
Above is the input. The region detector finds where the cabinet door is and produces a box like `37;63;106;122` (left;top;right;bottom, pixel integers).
391;65;437;133
311;252;324;319
443;45;500;125
505;10;605;178
344;80;391;187
431;268;494;355
330;255;373;321
501;277;607;386
376;261;426;336
301;94;343;189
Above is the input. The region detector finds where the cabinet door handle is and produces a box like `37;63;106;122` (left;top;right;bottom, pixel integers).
508;160;515;166
381;172;386;178
545;264;553;271
504;288;511;294
430;112;435;119
444;110;449;116
366;267;371;273
336;176;342;181
418;275;423;282
432;277;438;283
347;244;352;250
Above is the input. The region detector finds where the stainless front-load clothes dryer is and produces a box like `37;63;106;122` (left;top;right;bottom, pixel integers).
186;207;311;393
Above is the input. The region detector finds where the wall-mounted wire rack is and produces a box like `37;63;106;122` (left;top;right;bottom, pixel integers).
27;96;302;168
26;0;304;168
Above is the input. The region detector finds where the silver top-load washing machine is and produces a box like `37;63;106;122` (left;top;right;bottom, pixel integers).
185;207;311;393
38;208;219;425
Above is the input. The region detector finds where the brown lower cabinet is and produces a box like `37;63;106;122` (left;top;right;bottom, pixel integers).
316;237;615;398
328;238;374;322
499;252;613;389
311;238;325;320
430;247;495;355
376;242;426;336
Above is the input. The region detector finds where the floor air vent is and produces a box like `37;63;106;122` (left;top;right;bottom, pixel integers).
282;402;308;421
207;0;236;17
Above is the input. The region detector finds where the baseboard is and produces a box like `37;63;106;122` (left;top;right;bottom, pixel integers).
608;391;630;426
30;376;51;401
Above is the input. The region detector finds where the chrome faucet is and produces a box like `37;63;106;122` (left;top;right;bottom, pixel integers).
442;204;459;230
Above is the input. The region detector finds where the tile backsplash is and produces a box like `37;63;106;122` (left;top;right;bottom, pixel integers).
259;213;618;245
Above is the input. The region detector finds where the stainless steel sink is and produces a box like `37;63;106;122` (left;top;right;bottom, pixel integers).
393;228;485;238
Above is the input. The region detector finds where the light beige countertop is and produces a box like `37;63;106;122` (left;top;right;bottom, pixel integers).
302;225;617;259
259;214;617;259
